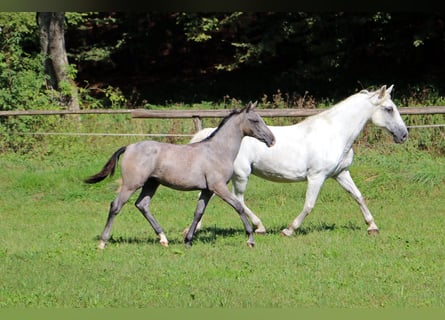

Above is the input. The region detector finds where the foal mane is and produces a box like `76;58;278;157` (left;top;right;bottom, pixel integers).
201;108;243;142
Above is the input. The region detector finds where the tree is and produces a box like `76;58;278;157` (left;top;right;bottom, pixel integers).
37;12;80;111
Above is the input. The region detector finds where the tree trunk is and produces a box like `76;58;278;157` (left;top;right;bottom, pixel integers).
37;12;80;111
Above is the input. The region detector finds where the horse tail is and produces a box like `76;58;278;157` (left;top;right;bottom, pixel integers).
84;146;126;184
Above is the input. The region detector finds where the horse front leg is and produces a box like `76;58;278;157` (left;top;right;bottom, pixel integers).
281;176;325;237
232;173;266;234
184;189;214;247
335;170;379;235
213;183;255;248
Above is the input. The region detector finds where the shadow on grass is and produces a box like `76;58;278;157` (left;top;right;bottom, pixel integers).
93;226;246;246
268;220;362;236
93;221;362;246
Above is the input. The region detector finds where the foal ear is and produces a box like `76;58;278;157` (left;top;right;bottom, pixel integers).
246;101;258;112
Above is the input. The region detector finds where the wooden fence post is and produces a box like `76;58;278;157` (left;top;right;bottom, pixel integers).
192;116;202;132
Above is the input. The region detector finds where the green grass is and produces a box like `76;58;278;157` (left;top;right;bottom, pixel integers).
0;142;444;307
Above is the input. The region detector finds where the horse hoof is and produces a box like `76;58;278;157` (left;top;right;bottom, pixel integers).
247;242;255;248
281;228;293;237
255;228;267;235
367;229;379;236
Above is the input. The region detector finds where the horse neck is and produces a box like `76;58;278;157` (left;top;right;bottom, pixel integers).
325;94;374;147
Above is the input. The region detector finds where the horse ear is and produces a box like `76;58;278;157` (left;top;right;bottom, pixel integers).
387;84;394;95
378;85;387;99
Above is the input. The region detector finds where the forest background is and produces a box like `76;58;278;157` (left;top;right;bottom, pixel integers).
1;12;445;112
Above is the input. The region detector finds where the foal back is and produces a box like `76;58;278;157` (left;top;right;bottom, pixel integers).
121;140;216;191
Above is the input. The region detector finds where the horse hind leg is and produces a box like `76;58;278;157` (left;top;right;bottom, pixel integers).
98;186;135;249
232;174;266;234
135;179;169;247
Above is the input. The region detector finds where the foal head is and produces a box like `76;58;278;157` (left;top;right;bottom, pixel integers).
368;85;408;144
239;101;275;147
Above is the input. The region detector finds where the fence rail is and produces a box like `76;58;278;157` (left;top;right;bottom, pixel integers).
1;106;445;117
132;106;445;118
2;106;445;131
0;109;133;116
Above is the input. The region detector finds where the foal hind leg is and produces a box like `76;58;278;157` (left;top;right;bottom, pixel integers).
184;189;213;247
182;191;211;237
232;174;266;234
281;176;324;237
335;170;379;234
135;179;169;247
98;186;135;249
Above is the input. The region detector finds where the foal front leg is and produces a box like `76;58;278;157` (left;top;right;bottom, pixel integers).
335;170;379;234
213;183;255;248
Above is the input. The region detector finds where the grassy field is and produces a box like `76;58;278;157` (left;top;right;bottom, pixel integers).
0;123;444;308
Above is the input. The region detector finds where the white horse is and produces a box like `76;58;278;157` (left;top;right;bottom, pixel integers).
190;85;408;236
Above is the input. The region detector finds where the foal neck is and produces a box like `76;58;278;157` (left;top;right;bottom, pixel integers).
205;112;245;158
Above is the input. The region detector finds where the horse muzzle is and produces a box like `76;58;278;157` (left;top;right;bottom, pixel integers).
393;128;409;144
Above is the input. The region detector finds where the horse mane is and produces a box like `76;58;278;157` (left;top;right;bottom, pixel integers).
201;108;243;142
307;89;370;121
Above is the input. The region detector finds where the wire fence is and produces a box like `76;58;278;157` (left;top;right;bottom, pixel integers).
12;132;195;137
7;122;444;139
1;106;444;138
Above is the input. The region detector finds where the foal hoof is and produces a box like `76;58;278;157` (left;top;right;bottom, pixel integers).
367;229;379;236
97;241;106;250
184;241;193;249
159;241;169;247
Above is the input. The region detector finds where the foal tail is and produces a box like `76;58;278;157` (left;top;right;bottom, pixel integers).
84;146;126;184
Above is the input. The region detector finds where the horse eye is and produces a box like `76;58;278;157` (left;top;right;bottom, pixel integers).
385;106;394;113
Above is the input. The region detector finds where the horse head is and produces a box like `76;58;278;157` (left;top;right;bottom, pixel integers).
240;101;275;147
369;85;408;144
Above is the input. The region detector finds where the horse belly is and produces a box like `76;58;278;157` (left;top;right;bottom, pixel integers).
252;168;307;182
241;136;308;182
251;153;308;182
